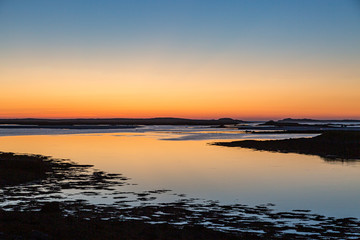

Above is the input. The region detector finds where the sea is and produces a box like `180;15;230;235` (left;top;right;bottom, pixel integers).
0;124;360;219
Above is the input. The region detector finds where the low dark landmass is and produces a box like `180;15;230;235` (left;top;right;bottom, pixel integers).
259;120;360;130
279;118;360;123
260;120;338;128
235;120;360;134
244;130;324;134
1;117;358;127
213;131;360;160
1;151;360;239
0;125;138;130
0;117;243;126
0;210;242;240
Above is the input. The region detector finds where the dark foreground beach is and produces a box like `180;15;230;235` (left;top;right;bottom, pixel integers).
1;148;360;239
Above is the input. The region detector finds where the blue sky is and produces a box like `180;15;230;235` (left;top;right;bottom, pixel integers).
0;0;359;119
1;0;359;54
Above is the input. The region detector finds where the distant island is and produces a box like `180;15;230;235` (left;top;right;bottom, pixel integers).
278;118;360;123
233;119;360;134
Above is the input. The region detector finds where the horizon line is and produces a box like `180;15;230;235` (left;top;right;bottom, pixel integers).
0;117;360;121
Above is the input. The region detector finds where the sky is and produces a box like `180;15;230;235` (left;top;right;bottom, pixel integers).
1;0;359;120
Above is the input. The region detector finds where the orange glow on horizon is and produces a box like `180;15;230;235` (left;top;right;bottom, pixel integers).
1;1;360;121
1;49;359;120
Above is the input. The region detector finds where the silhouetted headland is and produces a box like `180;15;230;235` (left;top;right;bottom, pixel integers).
213;131;360;160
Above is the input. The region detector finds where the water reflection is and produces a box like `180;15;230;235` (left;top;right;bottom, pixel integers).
0;129;359;218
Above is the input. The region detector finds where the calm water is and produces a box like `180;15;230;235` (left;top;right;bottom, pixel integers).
0;126;359;218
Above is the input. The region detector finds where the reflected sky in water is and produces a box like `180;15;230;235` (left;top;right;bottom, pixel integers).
0;126;359;218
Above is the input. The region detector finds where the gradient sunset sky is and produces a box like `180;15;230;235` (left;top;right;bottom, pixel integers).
1;0;359;120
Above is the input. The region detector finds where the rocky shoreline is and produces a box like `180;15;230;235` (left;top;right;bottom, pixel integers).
213;131;360;160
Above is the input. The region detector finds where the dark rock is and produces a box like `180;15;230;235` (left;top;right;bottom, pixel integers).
31;230;51;240
40;202;61;213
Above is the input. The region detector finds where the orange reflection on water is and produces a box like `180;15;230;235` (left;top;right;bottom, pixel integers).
1;132;360;217
0;133;358;192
